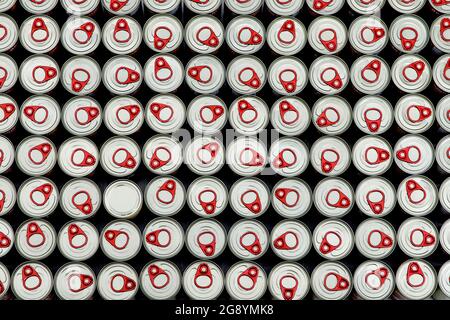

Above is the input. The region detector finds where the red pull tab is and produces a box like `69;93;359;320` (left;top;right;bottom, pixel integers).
366;190;385;215
153;26;172;50
31;18;49;43
71;148;96;167
279;275;298;300
148;264;170;289
112;148;137;169
237;266;259;291
368;230;393;248
150;146;171;170
443;59;450;81
68;223;88;249
22;265;42;291
197;142;219;164
272;148;297;168
0;67;7;89
75;106;99;125
277;19;296;44
30;183;53;206
28;143;52;165
72;191;93;215
72;69;90;92
26;222;46;248
364;147;390;165
402;60;425;82
325;189;351;208
194;263;213;289
405;179;426;204
361;59;381;83
400;27;418;51
113;19;131;43
104;229;129;250
68;274;94;293
188;65;212;84
154;57;173;81
0;103;15;123
279;100;299;125
406;262;425;288
198;189;217;215
320;231;342;254
115;67;140;85
433;0;450;6
313;0;333;10
0;24;7;43
320;67;343;89
196;26;219;47
364;108;382;132
240;147;264;167
275;188;300;208
0;280;3;294
321;149;340;173
273;231;299;250
199;105;224;124
440;18;450;41
316;107;340;127
156;179;176;204
111;274;136;293
396;146;421;164
23;105;48;124
240;190;262;214
324;272;349;291
150;103;174;123
410;229;436;247
237;99;258;124
238;27;262;45
73;22;95;44
197;231;216;256
278;69;297;93
319;28;337;52
239;231;262;255
365;268;389;290
238;67;261;89
32;66;57;84
360;26;385;44
406;105;432;123
110;0;128;11
146;228;171;247
0;231;11;248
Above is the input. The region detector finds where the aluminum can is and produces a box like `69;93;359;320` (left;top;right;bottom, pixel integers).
388;0;425;13
350;55;390;95
309;55;349;94
0;54;17;93
353;261;395;300
186;54;225;94
19;54;59;94
183;260;223;300
391;54;431;93
229;177;270;218
185;218;227;259
61;16;101;55
269;137;309;177
62;96;102;136
265;0;304;15
310;136;351;176
225;0;263;14
147;94;186;134
20;95;60;135
355;218;396;259
348;15;388;55
433;54;450;92
430;15;450;53
97;262;138;300
310;261;352;300
143;0;181;13
436;95;450;132
308;16;347;55
60;178;101;219
11;261;52;300
103;180;142;218
144;54;183;93
19;15;59;54
100;136;141;177
225;261;266;300
187;176;228;217
313;218;354;260
183;0;222;14
314;177;354;218
397;217;438;258
268;56;308;95
436;136;450;173
355;177;396;217
103;55;143;95
185;135;225;175
143;14;183;53
58;137;98;177
0;135;13;173
226;15;265;55
143;217;184;259
306;0;345;14
229;95;268;136
270;97;310;136
142;134;183;175
353;95;393;135
397;175;438;216
0;94;18;133
440;178;450;214
104;96;143;136
429;0;450;13
390;15;429;54
394;134;434;174
187;95;225;135
395;259;436;300
185;15;224;54
347;0;385;13
226;136;267;176
0;262;9;299
270;219;312;260
16;135;57;176
54;262;96;300
15;219;56;260
0;15;17;53
61;56;101;95
0;176;15;216
0;218;13;257
266;17;306;55
227;55;266;94
57;220;99;261
60;0;100;15
438;261;450;298
20;0;58;14
271;177;312;218
228;219;269;260
102;16;141;55
145;176;186;216
100;219;142;261
268;262;309;300
140;260;181;299
18;177;58;218
312;96;352;135
0;0;16;13
101;0;140;15
352;135;392;175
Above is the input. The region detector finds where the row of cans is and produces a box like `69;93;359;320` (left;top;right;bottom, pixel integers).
3;14;450;56
0;134;449;177
0;259;448;300
0;215;449;261
3;0;450;16
3;53;450;96
2;93;450;136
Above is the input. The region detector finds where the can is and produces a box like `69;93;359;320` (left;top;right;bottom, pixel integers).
187;176;228;217
62;96;102;136
0;176;16;216
355;218;396;259
353;95;393;135
433;54;450;92
271;177;312;218
310;261;352;300
18;177;58;218
60;0;100;15
228;219;269;260
142;134;183;174
19;15;59;54
100;133;141;176
308;16;347;54
438;261;450;298
268;262;309;300
352;136;392;176
20;0;58;14
226;15;265;55
15;219;56;260
429;0;450;13
436;136;450;173
430;15;450;53
61;16;101;55
20;95;60;135
144;0;181;13
227;55;266;94
313;218;354;260
104;96;143;135
268;56;308;95
229;177;270;218
270;219;312;260
265;0;304;15
183;260;224;300
102;16;141;55
390;15;429;54
353;261;395;300
11;261;53;300
388;0;425;13
397;217;438;258
0;262;9;299
0;0;16;13
348;15;388;55
271;97;310;136
350;55;390;95
147;94;186;134
0;94;18;133
309;55;349;95
225;0;263;13
57;220;99;261
355;177;396;217
394;134;434;174
185;135;225;175
226;136;267;176
269;137;309;177
0;14;18;53
185;218;227;259
19;54;59;94
140;260;181;300
0;54;17;92
143;217;184;259
101;219;142;261
103;55;143;95
187;95;226;135
145;176;186;216
186;54;225;94
183;0;222;14
436;95;450;132
60;178;101;219
102;0;140;15
229;95;269;135
103;180;142;218
58;137;98;177
97;262;139;300
391;54;431;93
440;178;450;215
314;177;354;218
143;14;183;53
144;54;183;93
0;218;13;257
0;135;14;173
306;0;345;14
266;17;306;55
54;262;96;300
225;261;266;300
312;96;352;135
310;136;351;176
347;0;385;13
397;175;438;216
185;15;224;54
395;259;436;300
16;135;57;176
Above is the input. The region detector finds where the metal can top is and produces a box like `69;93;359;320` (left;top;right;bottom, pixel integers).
0;94;18;133
58;136;98;177
314;177;354;218
225;0;263;13
353;95;393;135
145;176;186;216
391;54;431;93
265;0;304;15
229;95;269;136
186;54;225;94
271;177;312;218
309;55;349;95
183;0;222;14
60;0;100;15
0;218;13;256
394;134;434;174
20;0;58;14
430;15;450;53
61;16;101;55
438;261;450;298
102;16;142;55
97;262;139;300
183;260;224;300
144;53;183;93
352;135;393;176
18;177;58;218
62;96;102;136
269;137;309;177
142;217;185;259
347;0;385;13
100;219;142;261
267;17;307;55
355;218;396;259
19;15;59;54
19;54;60;94
228;219;269;260
310;136;351;176
0;14;18;53
397;217;438;258
268;262;310;300
270;219;312;261
439;218;450;254
143;0;181;13
439;177;450;215
0;262;9;299
60;178;101;219
306;0;345;14
12;261;53;300
0;134;14;173
140;260;182;300
104;96;144;135
101;0;141;15
0;53;17;92
16;135;57;176
226;136;267;176
390;14;429;54
311;261;352;300
388;0;425;13
436;95;450;131
147;94;186;134
225;261;267;300
397;175;438;216
350;55;390;95
142;134;183;175
185;15;224;54
20;94;60;135
143;14;183;53
429;0;450;12
185;218;227;259
187;176;228;217
103;55;143;95
103;180;142;219
185;135;225;175
349;15;388;55
54;262;96;300
395;259;436;300
100;136;141;177
313;218;354;260
15;218;56;260
57;220;99;261
433;54;450;93
355;176;396;217
187;94;226;135
312;95;352;135
308;16;347;55
0;176;16;216
353;260;395;300
0;0;16;13
271;97;311;136
226;15;265;55
268;56;308;95
395;94;434;133
229;177;270;218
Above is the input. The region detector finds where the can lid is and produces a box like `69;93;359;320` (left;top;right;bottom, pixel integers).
104;180;142;218
145;175;186;216
311;261;353;300
61;16;101;55
143;217;184;259
140;260;181;300
62;96;102;136
54;262;96;300
183;260;224;300
0;218;13;257
60;0;100;15
0;14;18;52
143;0;180;13
0;94;18;133
19;54;60;94
20;95;60;135
61;56;101;96
100;219;142;261
0;262;9;299
0;176;16;216
353;260;395;300
16;135;57;176
19;15;60;54
0;135;14;173
0;53;17;92
102;16;142;54
60;178;102;219
18;177;59;218
143;14;183;53
19;0;58;14
97;262;139;300
57;220;99;261
225;261;266;300
12;261;53;300
268;262;310;300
